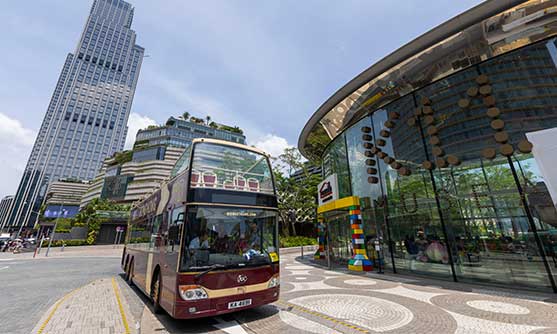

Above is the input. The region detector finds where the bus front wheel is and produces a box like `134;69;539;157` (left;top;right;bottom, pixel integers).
151;273;163;314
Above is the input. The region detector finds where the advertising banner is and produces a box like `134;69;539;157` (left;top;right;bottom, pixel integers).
43;205;80;218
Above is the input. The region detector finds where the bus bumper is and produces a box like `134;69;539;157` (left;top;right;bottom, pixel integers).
173;286;280;319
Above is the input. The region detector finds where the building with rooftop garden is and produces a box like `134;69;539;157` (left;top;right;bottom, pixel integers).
134;116;245;149
299;0;557;292
81;116;246;207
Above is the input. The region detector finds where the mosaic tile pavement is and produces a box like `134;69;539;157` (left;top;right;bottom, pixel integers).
235;252;557;334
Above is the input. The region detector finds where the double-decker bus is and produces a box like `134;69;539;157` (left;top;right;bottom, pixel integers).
122;138;279;319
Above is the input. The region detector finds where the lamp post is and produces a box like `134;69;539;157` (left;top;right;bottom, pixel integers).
45;202;66;257
15;202;43;239
15;201;30;239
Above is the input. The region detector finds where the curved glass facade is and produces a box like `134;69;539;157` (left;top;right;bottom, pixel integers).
321;37;557;291
301;0;557;161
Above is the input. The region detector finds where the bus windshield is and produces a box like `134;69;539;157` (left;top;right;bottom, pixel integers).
180;206;278;271
191;142;274;195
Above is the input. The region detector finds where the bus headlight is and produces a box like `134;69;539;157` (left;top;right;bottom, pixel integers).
179;285;208;301
268;275;280;288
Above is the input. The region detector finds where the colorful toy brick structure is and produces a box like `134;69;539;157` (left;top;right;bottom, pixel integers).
316;196;373;272
314;218;326;260
348;204;373;271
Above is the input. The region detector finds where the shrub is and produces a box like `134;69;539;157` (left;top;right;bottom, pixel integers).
280;236;317;248
54;228;71;234
54;218;73;231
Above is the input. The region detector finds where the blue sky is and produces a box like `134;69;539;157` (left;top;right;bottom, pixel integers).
0;0;483;198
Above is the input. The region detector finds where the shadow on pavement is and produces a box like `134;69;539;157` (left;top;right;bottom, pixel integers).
292;254;557;303
121;273;279;333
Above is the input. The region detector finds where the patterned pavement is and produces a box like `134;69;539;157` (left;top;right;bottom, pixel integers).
26;247;557;333
232;251;557;334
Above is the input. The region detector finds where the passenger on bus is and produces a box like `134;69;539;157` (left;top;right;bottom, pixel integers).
189;232;209;249
247;220;261;250
214;224;232;253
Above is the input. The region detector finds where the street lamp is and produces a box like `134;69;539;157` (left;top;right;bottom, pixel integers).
45;202;66;257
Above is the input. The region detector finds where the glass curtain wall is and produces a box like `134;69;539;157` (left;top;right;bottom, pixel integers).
322;134;351;198
345;117;384;265
322;37;557;290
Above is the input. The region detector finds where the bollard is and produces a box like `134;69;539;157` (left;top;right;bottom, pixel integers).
62;243;65;252
301;245;304;258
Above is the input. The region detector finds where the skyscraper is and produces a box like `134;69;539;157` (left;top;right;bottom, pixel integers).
5;0;144;233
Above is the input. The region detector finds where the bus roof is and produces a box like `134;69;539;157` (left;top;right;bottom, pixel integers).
191;138;270;157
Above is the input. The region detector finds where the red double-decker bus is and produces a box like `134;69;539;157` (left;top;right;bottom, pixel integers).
122;138;280;319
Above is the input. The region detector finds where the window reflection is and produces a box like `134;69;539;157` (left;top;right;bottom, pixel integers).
319;37;557;290
180;207;278;271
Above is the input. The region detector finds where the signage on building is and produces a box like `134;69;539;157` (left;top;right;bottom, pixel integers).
317;174;339;206
44;205;80;218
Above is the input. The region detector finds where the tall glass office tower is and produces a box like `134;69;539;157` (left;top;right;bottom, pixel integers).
5;0;144;232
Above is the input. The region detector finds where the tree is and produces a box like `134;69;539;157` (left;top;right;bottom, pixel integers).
190;116;204;124
73;198;130;244
278;147;303;177
274;147;322;236
182;111;190;121
206;115;211;125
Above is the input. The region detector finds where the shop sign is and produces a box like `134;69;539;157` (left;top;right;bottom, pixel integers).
317;174;339;206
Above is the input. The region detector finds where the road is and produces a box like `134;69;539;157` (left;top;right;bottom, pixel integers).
0;250;121;334
2;246;557;334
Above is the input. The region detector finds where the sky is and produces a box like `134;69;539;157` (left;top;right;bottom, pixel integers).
0;0;483;198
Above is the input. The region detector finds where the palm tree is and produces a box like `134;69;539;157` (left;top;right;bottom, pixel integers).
182;111;190;121
206;115;211;125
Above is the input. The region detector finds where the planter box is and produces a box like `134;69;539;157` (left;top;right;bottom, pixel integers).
52;232;71;240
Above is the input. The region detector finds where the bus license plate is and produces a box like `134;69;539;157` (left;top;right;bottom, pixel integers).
228;299;252;309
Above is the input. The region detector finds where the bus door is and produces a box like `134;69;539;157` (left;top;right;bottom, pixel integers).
161;206;184;309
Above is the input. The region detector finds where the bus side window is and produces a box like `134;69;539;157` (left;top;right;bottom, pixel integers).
168;206;184;252
150;214;163;250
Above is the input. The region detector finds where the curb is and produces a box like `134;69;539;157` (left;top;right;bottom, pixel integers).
279;245;318;255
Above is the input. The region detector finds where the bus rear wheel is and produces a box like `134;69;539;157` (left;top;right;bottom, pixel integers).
151;273;163;314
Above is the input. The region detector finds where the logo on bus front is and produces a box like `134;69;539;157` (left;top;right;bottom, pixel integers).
237;274;248;284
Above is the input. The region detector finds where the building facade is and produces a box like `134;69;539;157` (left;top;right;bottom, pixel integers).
6;0;144;232
82;117;248;207
80;146;185;207
134;117;246;149
0;196;14;231
43;180;91;219
299;0;557;292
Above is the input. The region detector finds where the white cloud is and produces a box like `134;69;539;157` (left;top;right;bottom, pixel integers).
124;112;157;149
0;112;37;197
251;134;292;158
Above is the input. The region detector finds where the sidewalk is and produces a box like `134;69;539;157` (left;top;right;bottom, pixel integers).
32;277;137;334
0;244;123;260
303;254;557;303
